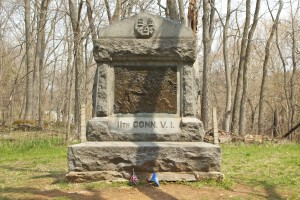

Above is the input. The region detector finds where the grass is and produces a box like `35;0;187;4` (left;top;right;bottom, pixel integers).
0;131;299;199
222;143;300;187
0;131;67;199
83;181;131;190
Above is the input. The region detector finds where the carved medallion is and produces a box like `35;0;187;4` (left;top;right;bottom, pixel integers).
134;17;155;38
114;66;177;114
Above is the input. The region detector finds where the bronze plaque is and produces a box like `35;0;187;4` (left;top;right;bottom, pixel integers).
114;66;177;113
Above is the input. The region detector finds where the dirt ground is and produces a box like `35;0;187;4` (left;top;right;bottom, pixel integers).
4;182;292;200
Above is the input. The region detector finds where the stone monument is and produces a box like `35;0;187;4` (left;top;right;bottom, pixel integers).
67;12;223;182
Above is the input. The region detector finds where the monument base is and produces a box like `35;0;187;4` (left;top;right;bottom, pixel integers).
67;142;223;182
67;171;223;183
86;117;205;142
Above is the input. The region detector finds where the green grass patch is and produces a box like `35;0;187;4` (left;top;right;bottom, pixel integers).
0;132;66;161
186;178;234;190
222;143;300;190
84;181;131;190
0;131;299;199
0;132;68;196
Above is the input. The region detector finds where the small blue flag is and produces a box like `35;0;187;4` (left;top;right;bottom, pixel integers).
150;172;160;186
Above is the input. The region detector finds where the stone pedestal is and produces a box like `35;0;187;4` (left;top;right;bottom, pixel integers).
67;142;223;182
67;12;223;182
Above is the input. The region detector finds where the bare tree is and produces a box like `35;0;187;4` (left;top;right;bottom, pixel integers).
167;0;179;21
24;0;34;120
289;0;299;132
239;0;262;134
258;0;282;134
231;0;251;134
35;0;51;128
201;0;215;129
178;0;186;24
68;0;86;139
223;0;232;132
104;0;112;23
111;0;122;23
187;0;198;33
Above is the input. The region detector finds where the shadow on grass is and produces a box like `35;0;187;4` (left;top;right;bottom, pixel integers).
229;177;284;199
31;170;66;180
255;180;284;200
0;164;178;199
0;187;104;200
136;183;177;200
0;165;65;174
0;164;68;186
1;184;178;200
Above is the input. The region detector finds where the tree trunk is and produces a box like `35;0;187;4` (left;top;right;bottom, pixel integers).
178;0;186;25
289;2;299;130
187;0;198;33
86;0;97;41
223;0;232;132
231;0;250;134
273;110;278;138
111;0;122;24
201;0;215;130
281;121;300;139
258;0;282;134
69;0;86;139
275;16;290;133
167;0;179;21
239;0;261;135
24;0;34;120
65;24;73;141
35;0;50;128
104;0;112;24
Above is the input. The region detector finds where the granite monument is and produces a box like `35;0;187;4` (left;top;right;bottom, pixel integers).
67;12;223;182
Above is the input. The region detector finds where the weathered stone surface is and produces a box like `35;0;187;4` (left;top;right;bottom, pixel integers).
92;63;111;117
194;171;224;181
181;117;205;140
93;12;195;62
68;142;221;174
182;65;197;116
114;66;177;114
66;171;126;183
94;39;195;62
86;117;204;141
66;171;224;183
71;11;223;183
98;12;194;39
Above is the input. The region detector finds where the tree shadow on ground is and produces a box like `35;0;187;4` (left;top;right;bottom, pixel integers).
0;187;104;200
0;164;67;184
230;177;283;199
0;184;178;200
31;170;67;183
136;184;178;200
253;180;284;200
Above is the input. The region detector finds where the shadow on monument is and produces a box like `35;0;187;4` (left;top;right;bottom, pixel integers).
122;17;184;199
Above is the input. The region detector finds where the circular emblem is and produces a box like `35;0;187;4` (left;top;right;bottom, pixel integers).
134;17;156;38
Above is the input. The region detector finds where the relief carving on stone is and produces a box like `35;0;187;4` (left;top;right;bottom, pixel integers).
114;66;177;114
134;17;155;38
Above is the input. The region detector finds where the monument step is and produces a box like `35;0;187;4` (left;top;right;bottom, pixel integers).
67;171;224;183
86;117;204;142
67;142;222;182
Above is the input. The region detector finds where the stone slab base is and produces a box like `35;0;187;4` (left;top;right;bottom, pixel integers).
86;117;204;142
66;171;224;183
67;142;222;182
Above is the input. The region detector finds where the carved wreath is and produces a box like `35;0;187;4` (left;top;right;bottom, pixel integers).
134;17;156;38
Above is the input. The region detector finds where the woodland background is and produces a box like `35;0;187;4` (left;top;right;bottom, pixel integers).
0;0;299;140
